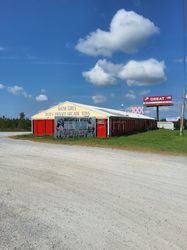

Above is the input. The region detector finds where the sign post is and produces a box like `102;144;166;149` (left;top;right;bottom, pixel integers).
156;106;159;121
143;95;173;121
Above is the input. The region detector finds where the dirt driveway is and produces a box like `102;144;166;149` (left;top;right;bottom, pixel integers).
0;137;187;250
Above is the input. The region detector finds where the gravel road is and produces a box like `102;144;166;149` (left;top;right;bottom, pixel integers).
0;132;31;137
0;136;187;250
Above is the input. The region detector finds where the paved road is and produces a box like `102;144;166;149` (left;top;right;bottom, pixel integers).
0;137;187;250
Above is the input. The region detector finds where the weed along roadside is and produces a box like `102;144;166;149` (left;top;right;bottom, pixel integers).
10;129;187;156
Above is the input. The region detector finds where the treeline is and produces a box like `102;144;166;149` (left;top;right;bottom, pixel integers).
0;112;31;131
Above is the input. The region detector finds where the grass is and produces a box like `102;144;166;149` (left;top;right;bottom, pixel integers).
10;129;187;156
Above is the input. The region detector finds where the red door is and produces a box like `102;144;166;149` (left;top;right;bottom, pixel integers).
45;120;54;136
97;119;107;137
36;120;46;136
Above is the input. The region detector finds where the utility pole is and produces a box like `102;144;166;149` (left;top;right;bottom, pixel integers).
180;86;186;135
180;0;186;135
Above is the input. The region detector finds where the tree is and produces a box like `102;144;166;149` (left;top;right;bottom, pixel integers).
18;112;26;130
19;112;25;120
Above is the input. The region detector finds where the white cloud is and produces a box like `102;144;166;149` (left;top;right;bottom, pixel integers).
36;94;48;102
76;9;159;57
92;94;106;104
118;58;166;86
0;83;5;89
7;85;24;95
7;85;32;98
83;58;166;87
82;59;119;86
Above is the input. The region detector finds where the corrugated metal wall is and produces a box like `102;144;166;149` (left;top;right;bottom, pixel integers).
110;118;157;136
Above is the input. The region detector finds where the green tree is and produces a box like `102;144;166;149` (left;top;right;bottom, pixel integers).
18;112;26;130
19;112;25;120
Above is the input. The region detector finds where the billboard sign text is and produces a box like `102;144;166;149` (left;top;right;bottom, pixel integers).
143;95;173;107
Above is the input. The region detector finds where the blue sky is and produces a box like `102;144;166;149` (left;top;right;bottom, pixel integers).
0;0;186;118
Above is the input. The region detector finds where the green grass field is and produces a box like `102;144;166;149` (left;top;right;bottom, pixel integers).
11;129;187;156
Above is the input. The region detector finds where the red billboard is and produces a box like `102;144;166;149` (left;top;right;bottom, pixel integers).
143;95;173;107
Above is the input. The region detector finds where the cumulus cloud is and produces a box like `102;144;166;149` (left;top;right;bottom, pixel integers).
8;85;24;95
0;83;5;89
118;59;166;86
36;94;48;102
7;85;32;98
82;59;119;86
0;82;51;101
76;9;159;57
83;58;166;87
92;94;107;104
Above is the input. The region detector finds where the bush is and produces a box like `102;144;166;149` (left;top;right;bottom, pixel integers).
174;119;187;130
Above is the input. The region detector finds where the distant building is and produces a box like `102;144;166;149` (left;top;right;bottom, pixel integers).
157;121;174;130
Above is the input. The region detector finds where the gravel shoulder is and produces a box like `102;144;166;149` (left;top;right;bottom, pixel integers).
0;137;187;250
0;132;31;138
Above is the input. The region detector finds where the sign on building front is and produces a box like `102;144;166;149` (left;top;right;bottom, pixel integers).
55;117;96;138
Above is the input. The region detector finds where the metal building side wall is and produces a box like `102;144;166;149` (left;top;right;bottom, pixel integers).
110;117;157;136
